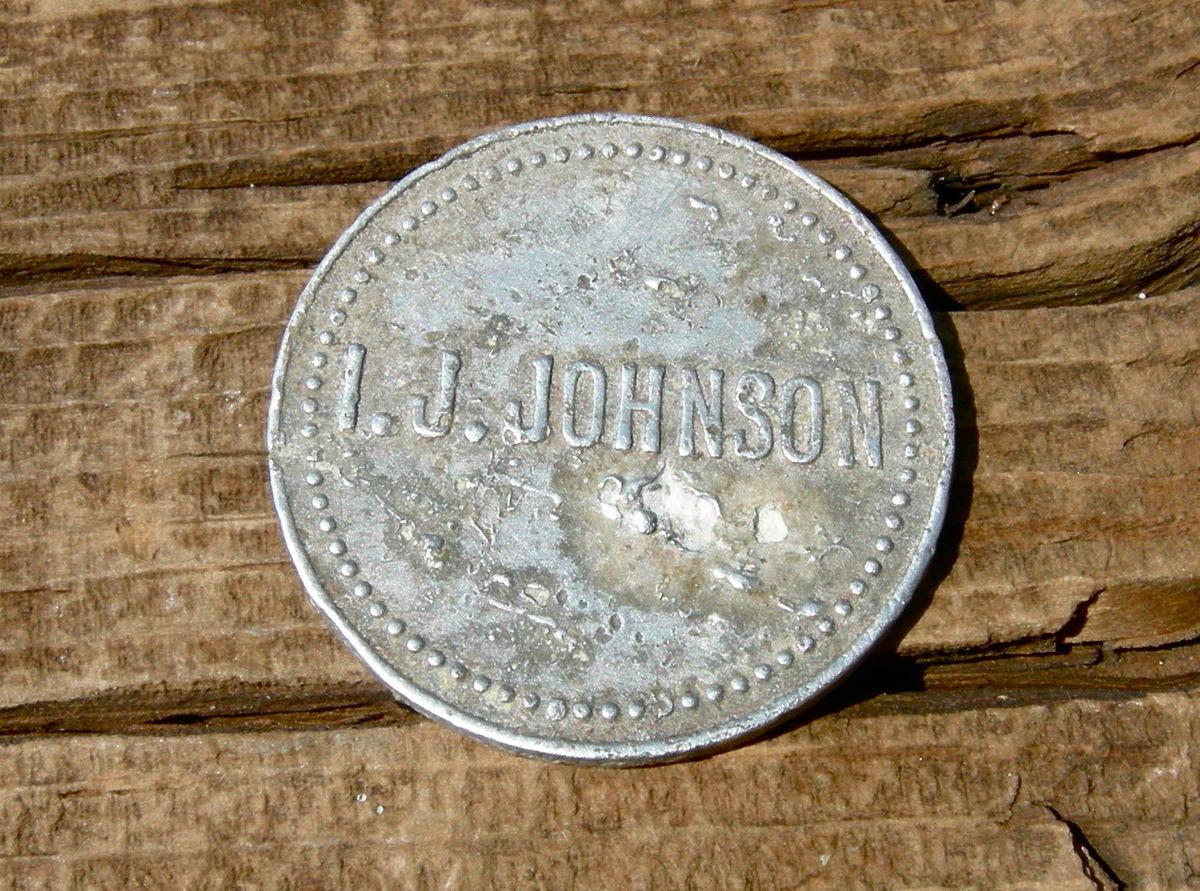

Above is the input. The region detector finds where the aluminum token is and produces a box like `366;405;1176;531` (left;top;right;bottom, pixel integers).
268;114;953;764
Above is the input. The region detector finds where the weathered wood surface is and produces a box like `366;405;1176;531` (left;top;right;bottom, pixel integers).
1;0;1199;887
1;0;1197;307
6;694;1199;889
2;278;1199;727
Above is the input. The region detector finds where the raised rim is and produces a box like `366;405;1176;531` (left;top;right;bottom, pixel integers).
266;112;955;765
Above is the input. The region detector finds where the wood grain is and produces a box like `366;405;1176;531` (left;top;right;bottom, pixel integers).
1;275;1196;731
0;0;1197;306
2;0;1199;886
3;691;1195;888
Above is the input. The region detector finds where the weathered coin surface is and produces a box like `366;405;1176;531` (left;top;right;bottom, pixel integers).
268;114;953;764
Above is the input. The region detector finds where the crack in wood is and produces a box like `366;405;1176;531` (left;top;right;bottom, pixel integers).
1036;804;1128;890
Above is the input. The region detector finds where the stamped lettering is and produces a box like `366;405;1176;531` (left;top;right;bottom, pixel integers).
359;350;885;467
410;349;462;438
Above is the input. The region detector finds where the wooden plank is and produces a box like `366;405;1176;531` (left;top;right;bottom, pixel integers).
2;690;1195;888
0;273;1196;724
1;0;1197;306
0;2;1197;886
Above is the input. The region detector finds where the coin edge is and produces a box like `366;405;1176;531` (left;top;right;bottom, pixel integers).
266;112;956;765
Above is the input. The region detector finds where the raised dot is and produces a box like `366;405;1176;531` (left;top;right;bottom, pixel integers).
864;559;882;575
893;349;911;364
753;664;772;681
304;376;323;393
301;423;318;438
849;264;867;280
817;618;835;635
873;306;892;321
776;650;794;667
849;579;866;596
648;145;666;161
420;201;437;217
623;142;642;158
627;700;645;719
833;246;852;261
600;702;619;720
353;580;371;597
862;283;881;302
572;702;592;720
311;353;327;368
504;157;523;173
497;685;515;703
669;149;689;166
302;398;319;414
800;212;818;226
317;331;335;345
529;152;547;167
546;698;566;720
716;161;734;178
386;619;404;636
463;174;481;190
382;231;400;245
730;674;749;692
329;309;346;326
885;514;904;530
370;412;396;437
305;471;323;486
405;636;425;653
366;248;384;265
704;683;724;702
472;675;491;693
899;372;915;387
552;147;570;163
694;155;713;172
484;165;502;180
427;650;445;667
679;692;698;709
441;187;458;202
783;198;799;212
339;561;359;577
905;444;921;459
599;142;617;159
835;600;853;617
353;268;370;283
899;468;917;483
311;494;329;510
799;598;822;617
522;692;539;709
740;173;757;188
818;228;835;245
906;419;923;435
368;601;385;618
577;145;594;160
329;539;347;555
904;396;921;410
401;216;418;231
876;536;895;553
760;184;777;200
883;326;901;341
463;420;488;443
450;661;467;679
338;288;357;304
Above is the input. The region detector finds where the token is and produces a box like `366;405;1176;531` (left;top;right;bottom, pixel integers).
267;114;953;764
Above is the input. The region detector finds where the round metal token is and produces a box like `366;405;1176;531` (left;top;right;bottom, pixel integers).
268;114;953;764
